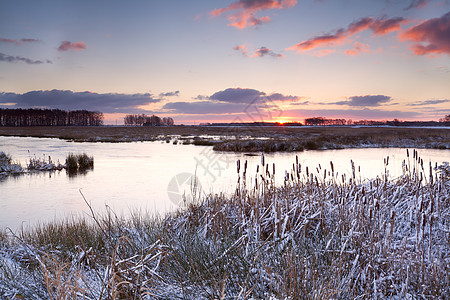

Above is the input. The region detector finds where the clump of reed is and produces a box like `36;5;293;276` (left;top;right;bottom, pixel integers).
65;153;94;172
0;150;448;298
0;151;23;175
28;154;64;171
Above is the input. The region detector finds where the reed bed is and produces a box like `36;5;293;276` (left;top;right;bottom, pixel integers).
65;153;94;172
0;150;449;299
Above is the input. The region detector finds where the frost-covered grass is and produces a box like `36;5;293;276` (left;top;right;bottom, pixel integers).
0;152;23;177
0;151;449;299
28;154;64;171
0;152;92;180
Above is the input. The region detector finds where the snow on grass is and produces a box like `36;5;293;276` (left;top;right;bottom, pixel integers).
0;151;449;298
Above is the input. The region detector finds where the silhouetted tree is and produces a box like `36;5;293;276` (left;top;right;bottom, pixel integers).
0;108;103;126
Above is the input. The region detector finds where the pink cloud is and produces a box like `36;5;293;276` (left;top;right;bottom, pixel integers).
210;0;297;29
287;16;406;53
370;17;407;35
346;42;371;56
400;11;450;56
58;41;87;52
233;44;248;55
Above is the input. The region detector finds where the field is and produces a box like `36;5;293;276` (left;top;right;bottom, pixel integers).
0;126;449;151
1;127;449;298
0;152;449;299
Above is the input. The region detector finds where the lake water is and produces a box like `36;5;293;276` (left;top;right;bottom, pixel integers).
1;136;449;230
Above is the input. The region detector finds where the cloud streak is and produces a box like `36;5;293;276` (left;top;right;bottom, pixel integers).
0;53;52;64
210;0;297;29
287;16;406;53
400;11;450;56
0;90;161;113
331;95;392;107
58;41;87;51
404;0;431;11
408;99;450;106
233;45;284;58
0;38;41;45
159;91;180;97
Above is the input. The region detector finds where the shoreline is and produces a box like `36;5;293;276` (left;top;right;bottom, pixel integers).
0;125;449;151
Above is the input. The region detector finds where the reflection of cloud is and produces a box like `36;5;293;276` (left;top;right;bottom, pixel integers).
331;95;392;107
0;52;52;64
58;41;87;51
400;11;450;56
210;0;297;29
408;99;450;106
287;16;406;53
159;91;180;97
0;90;161;113
233;45;284;58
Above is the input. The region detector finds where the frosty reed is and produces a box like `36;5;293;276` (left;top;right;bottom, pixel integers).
0;150;448;299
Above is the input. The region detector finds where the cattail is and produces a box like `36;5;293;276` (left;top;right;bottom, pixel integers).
273;163;275;175
261;153;265;166
330;161;334;173
237;160;240;174
406;148;409;158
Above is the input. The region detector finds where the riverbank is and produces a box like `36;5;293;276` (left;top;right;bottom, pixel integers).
1;154;449;298
0;126;449;151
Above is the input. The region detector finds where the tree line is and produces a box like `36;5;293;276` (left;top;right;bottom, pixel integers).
0;108;103;126
304;116;450;126
124;114;174;126
304;117;348;126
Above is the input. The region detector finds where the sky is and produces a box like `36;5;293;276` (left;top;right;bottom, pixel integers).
0;0;449;125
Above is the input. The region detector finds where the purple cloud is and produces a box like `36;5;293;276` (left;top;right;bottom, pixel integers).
210;88;264;103
0;38;41;45
0;90;161;113
331;95;392;107
0;53;52;64
408;99;450;106
404;0;431;11
159;91;180;97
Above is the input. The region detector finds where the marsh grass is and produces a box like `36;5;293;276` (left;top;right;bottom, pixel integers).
0;150;449;299
65;153;94;172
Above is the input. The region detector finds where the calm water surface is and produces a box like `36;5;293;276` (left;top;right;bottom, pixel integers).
1;136;449;230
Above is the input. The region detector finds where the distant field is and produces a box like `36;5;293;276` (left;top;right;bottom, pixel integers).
0;126;449;151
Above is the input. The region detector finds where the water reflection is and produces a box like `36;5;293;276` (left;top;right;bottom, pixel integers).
0;136;449;230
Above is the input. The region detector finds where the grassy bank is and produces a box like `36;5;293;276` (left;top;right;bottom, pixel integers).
0;126;448;151
0;153;449;299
